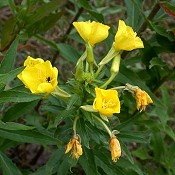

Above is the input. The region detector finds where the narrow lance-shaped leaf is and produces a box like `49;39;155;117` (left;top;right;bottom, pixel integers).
0;129;60;145
0;151;22;175
0;36;19;74
0;91;42;103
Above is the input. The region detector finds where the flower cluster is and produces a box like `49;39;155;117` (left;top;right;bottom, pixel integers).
17;20;153;162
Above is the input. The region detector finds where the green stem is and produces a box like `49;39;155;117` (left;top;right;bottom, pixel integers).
95;64;104;78
73;116;79;136
89;63;94;75
100;73;117;89
93;115;112;137
85;61;89;72
110;86;126;90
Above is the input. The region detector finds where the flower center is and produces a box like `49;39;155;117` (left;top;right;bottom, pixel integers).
102;99;116;109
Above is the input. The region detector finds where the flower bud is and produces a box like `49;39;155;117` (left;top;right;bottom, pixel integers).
109;136;121;162
134;87;153;112
65;135;83;159
110;53;121;74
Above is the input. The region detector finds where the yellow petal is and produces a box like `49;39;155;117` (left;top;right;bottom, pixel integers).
88;21;110;46
17;58;58;94
24;56;44;67
114;20;144;51
109;136;121;162
65;137;83;159
93;87;120;117
65;139;74;154
73;21;92;43
18;67;43;93
135;88;153;112
37;83;56;93
73;21;110;46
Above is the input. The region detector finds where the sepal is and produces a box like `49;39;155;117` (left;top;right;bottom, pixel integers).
51;86;71;98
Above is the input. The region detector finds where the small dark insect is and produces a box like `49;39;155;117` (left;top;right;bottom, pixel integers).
46;77;51;82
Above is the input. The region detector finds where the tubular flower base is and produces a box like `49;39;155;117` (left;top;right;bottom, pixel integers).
18;57;58;94
109;135;121;162
135;87;153;112
114;20;144;51
65;135;83;159
93;88;120;117
73;21;110;46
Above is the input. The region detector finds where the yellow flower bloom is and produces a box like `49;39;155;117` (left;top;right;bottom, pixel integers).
114;20;144;51
18;58;58;94
109;136;121;162
93;88;120;117
73;21;110;46
65;136;83;159
135;88;153;112
24;56;44;67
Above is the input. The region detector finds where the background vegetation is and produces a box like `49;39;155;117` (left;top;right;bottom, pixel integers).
0;0;175;175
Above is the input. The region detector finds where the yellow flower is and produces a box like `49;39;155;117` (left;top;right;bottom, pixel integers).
65;136;83;159
24;56;44;67
93;88;120;117
18;58;58;94
135;88;153;112
109;136;121;162
114;20;144;51
73;21;110;46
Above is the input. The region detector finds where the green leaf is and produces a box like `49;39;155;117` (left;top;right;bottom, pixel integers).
34;34;58;50
149;57;166;69
0;121;35;130
160;86;173;114
25;0;65;27
77;118;90;148
0;0;9;8
120;141;134;164
30;166;46;175
26;12;62;34
0;90;42;103
44;148;65;175
160;1;175;18
1;16;17;49
0;129;59;145
132;147;151;160
66;94;81;110
95;156;117;175
0;151;22;175
57;154;72;175
78;0;104;22
117;158;144;175
151;129;165;161
3;100;39;122
150;22;175;41
54;108;75;124
79;147;99;175
0;67;24;88
124;0;143;31
57;43;81;63
119;131;148;143
95;148;125;175
164;125;175;142
8;0;16;15
0;36;19;74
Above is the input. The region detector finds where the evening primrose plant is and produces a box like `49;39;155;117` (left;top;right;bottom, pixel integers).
16;20;153;163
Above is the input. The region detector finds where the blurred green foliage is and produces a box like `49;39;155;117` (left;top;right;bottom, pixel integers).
0;0;175;175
